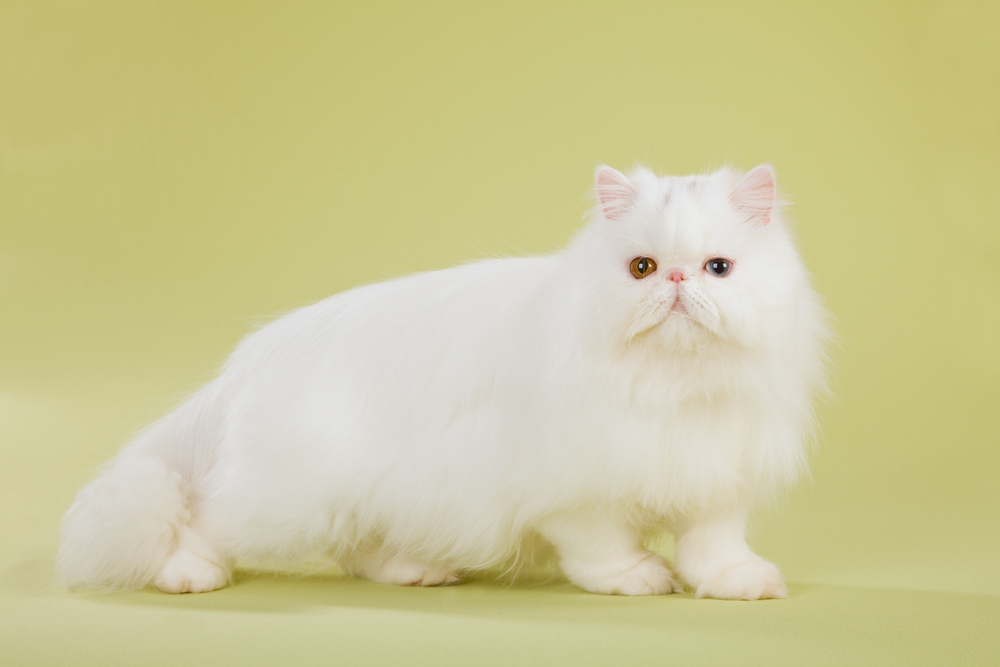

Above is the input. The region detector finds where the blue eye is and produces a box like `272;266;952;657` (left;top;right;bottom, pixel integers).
705;258;732;277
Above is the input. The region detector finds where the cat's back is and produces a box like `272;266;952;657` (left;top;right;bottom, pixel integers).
205;254;568;524
220;254;565;397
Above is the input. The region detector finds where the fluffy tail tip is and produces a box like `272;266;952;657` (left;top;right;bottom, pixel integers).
57;454;190;591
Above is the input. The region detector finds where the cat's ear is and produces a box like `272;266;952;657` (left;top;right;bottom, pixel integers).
730;164;776;225
595;166;637;221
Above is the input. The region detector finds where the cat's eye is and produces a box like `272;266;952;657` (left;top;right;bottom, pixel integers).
705;258;732;277
629;257;657;279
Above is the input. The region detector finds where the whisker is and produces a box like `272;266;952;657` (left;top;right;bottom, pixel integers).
622;294;722;353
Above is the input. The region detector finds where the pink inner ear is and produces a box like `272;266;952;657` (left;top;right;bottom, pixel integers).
730;165;776;224
596;167;637;221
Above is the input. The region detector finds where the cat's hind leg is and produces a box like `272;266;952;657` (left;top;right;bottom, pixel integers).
538;512;682;596
153;525;230;594
341;552;460;587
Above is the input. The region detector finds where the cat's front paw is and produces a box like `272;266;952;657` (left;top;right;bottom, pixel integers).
572;554;683;596
695;560;787;600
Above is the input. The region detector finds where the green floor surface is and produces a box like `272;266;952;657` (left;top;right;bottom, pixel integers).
4;565;999;666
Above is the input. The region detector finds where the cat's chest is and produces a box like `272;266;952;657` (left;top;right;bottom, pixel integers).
556;397;750;512
621;397;745;453
559;377;750;469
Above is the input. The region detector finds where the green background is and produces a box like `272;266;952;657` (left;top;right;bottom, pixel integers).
2;1;998;664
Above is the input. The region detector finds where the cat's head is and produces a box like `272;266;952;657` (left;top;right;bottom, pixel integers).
573;164;812;353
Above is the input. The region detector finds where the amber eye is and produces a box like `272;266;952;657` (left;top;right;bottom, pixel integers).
629;257;657;279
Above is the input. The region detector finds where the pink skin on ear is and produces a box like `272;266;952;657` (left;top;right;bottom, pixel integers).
730;165;776;224
595;166;637;221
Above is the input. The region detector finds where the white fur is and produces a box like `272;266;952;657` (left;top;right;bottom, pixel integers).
58;164;829;598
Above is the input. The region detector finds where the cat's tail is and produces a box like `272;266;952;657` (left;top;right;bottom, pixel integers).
56;384;221;591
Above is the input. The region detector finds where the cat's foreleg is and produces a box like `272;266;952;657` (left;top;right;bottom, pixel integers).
538;512;682;596
674;505;787;600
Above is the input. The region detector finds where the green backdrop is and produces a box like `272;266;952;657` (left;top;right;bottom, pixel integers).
2;1;998;665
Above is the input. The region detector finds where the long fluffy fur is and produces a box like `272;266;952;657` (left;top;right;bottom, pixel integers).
58;164;829;594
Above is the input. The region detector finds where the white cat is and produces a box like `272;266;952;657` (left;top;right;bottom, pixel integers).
58;163;829;599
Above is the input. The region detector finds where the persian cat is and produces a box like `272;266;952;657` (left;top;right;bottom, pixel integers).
58;163;829;599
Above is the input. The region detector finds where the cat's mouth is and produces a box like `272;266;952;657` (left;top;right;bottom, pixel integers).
631;298;705;341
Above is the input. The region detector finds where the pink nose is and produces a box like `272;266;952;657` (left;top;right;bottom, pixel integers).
669;270;684;284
